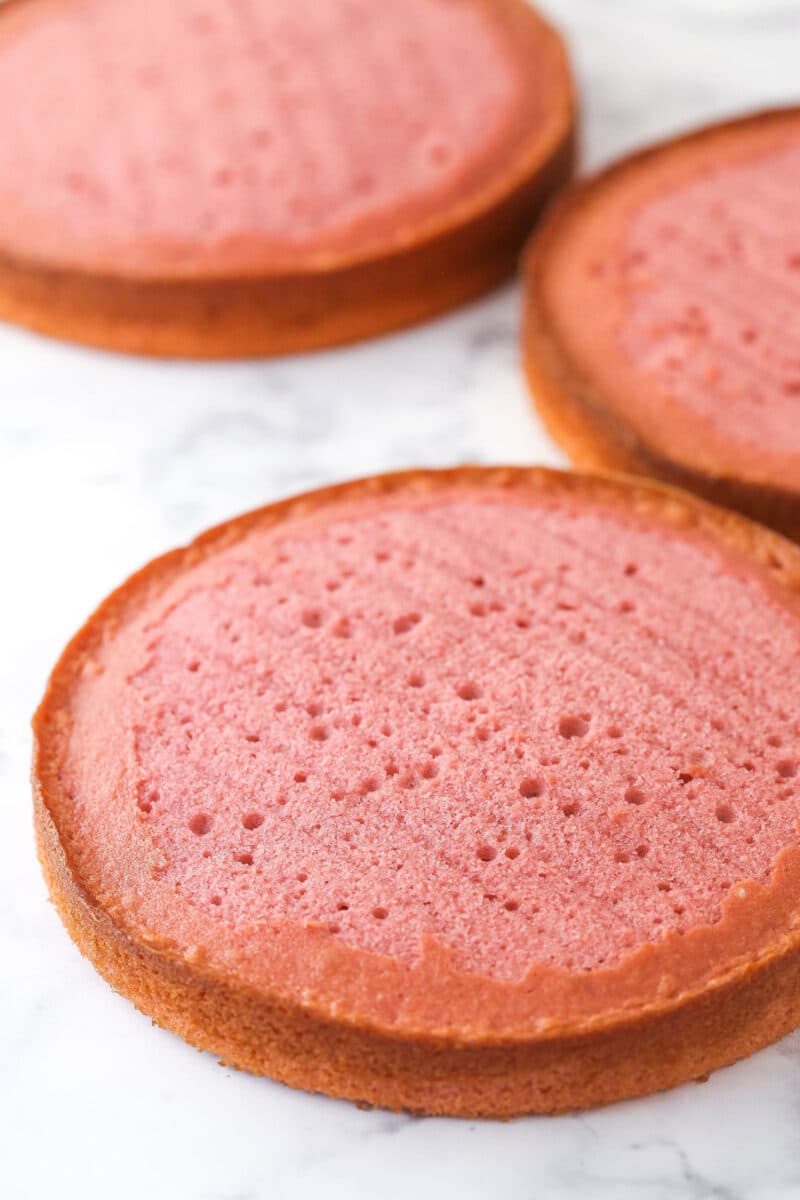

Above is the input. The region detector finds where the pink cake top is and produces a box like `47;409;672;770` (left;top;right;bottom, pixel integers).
0;0;558;276
538;112;800;490
52;476;800;1030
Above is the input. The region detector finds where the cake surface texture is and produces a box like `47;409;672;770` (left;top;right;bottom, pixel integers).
34;468;800;1116
0;0;574;355
523;107;800;540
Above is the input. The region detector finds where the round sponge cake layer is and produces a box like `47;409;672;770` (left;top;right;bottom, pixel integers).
34;469;800;1114
0;0;574;355
524;108;800;539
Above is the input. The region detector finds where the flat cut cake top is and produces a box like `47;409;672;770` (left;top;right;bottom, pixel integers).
35;470;800;1037
534;110;800;491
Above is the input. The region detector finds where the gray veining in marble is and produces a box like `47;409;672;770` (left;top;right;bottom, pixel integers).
2;2;800;1196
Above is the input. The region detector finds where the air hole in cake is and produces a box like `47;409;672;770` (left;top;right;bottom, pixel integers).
457;681;482;701
210;894;221;906
505;846;520;860
352;173;375;197
636;844;649;858
777;759;797;779
189;813;212;836
332;618;352;638
301;608;324;629
249;126;272;149
296;872;308;883
137;785;157;814
393;612;421;634
242;811;264;830
519;777;544;798
245;733;260;743
767;734;782;748
476;844;497;862
372;907;388;921
421;761;439;780
624;787;646;806
559;715;589;739
294;771;308;784
624;563;638;576
309;724;329;742
428;141;452;167
187;659;200;672
504;899;519;912
408;672;425;688
235;853;253;866
561;801;579;818
470;602;487;617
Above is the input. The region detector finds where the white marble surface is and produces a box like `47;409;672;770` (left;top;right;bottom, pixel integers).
3;2;800;1196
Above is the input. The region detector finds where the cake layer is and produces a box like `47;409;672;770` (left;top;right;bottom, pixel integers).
0;0;564;276
524;108;800;535
36;470;800;1045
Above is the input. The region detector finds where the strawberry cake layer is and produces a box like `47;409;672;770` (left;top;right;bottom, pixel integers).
525;109;800;533
42;472;800;1008
0;0;566;275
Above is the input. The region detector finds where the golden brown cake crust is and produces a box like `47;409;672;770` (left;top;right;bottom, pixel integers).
33;466;800;1116
522;107;800;543
0;0;575;358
